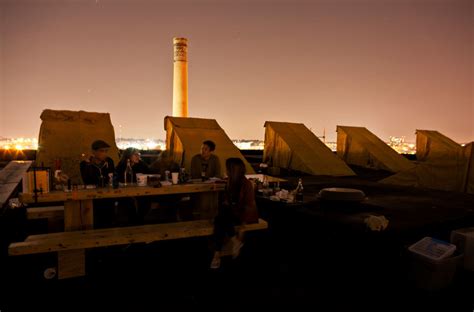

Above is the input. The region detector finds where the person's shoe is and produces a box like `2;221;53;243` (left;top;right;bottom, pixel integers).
231;236;244;259
210;255;221;269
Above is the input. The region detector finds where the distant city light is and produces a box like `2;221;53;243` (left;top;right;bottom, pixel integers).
0;138;38;150
0;136;424;154
387;136;416;155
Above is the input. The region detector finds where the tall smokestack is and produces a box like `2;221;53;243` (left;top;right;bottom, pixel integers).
173;37;188;117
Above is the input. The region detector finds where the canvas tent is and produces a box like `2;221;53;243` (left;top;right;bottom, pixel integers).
263;122;355;176
36;109;120;184
336;126;415;173
416;130;463;161
164;116;254;175
381;130;474;194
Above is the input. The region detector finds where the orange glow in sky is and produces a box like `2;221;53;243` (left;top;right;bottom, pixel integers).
0;0;472;143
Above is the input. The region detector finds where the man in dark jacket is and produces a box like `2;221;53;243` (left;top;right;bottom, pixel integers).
79;140;116;228
80;140;115;187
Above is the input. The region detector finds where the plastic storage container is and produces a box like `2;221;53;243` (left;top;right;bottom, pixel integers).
408;237;462;291
410;252;463;291
408;237;456;261
450;227;474;271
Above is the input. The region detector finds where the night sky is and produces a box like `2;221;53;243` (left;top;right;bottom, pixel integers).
0;0;472;143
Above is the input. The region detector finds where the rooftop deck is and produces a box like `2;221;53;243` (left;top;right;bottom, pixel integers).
1;156;473;311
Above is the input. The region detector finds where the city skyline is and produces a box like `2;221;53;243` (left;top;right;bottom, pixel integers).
0;0;472;143
0;135;418;155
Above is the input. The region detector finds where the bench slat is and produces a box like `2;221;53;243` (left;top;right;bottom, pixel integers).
0;161;32;208
27;206;64;220
9;219;268;256
0;161;32;184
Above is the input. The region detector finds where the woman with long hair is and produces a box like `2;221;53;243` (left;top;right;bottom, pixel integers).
116;147;151;225
116;147;150;183
210;157;258;269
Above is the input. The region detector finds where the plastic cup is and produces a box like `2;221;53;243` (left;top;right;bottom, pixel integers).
171;172;179;185
136;173;148;186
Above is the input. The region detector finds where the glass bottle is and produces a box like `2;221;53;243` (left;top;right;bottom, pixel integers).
180;167;187;183
124;159;133;186
113;172;119;189
108;173;113;188
295;178;304;202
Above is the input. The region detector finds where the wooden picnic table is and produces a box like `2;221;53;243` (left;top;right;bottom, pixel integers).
18;182;226;279
19;182;225;230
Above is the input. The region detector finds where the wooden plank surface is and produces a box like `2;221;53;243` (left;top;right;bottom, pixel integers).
64;201;81;231
194;192;219;220
58;249;85;279
0;183;18;208
0;161;32;184
19;183;226;204
80;199;94;230
0;161;33;208
27;206;64;219
9;219;269;255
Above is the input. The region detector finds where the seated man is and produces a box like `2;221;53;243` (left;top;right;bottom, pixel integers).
190;140;221;179
80;140;115;187
79;140;116;228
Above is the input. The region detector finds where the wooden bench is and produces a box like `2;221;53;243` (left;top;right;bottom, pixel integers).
27;206;64;220
9;218;268;278
27;206;65;232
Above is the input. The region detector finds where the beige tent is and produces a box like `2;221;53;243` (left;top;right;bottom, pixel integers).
164;116;254;175
36;109;120;184
416;130;463;161
336;126;415;172
382;130;474;194
263;121;355;176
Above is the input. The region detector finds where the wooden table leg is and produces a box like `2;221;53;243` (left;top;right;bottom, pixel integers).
58;199;94;279
58;249;85;279
80;199;94;230
194;192;219;221
63;199;94;231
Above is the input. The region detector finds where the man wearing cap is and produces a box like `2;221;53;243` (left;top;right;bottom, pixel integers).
80;140;116;228
80;140;115;187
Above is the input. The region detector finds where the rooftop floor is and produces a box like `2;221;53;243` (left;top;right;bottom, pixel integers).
1;166;474;311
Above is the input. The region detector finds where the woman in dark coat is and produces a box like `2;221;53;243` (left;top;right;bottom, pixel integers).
210;158;258;269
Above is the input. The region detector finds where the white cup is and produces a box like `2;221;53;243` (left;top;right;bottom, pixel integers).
171;172;179;185
136;173;148;186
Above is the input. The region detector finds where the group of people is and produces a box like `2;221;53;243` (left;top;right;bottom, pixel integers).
79;139;258;268
80;139;222;187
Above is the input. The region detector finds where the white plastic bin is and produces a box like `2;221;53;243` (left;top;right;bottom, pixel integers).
408;237;456;261
451;227;474;271
408;237;462;291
